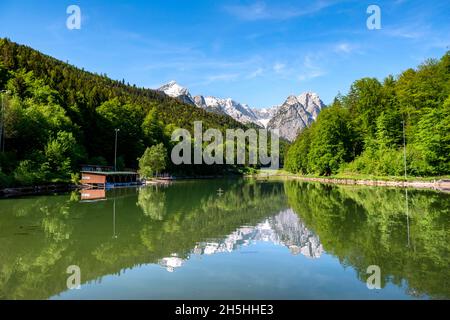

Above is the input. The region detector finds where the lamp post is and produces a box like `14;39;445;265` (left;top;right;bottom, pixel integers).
402;120;407;179
0;90;10;153
114;128;120;171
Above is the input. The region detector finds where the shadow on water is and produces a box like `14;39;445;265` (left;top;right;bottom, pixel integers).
0;178;448;299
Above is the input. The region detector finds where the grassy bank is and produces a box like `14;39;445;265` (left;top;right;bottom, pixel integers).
250;169;450;191
272;170;450;182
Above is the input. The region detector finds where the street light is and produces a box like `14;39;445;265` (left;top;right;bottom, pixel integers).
0;90;10;153
402;120;407;179
114;128;120;171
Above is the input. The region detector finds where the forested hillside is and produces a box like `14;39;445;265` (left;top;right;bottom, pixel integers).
285;52;450;177
0;39;247;187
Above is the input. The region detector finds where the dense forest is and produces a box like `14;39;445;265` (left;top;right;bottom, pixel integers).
285;52;450;177
284;181;450;299
0;39;253;187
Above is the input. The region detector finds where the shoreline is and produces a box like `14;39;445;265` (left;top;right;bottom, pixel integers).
2;173;449;198
0;183;79;198
0;175;241;198
250;172;450;192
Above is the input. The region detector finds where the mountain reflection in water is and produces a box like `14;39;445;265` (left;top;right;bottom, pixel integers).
0;179;448;300
159;209;323;272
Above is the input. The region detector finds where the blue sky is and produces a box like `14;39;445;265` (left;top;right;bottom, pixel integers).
0;0;449;107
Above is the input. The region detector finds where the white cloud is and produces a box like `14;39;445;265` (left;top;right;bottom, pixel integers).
208;73;240;82
297;70;324;81
384;25;427;39
334;43;353;54
247;67;264;79
273;62;286;73
298;55;325;81
143;56;262;72
191;73;241;87
223;1;339;21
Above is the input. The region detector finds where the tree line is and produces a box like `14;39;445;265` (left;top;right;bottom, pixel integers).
285;52;450;177
0;38;253;187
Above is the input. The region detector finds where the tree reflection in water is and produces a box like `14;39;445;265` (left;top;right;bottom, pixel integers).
284;181;450;299
0;179;448;299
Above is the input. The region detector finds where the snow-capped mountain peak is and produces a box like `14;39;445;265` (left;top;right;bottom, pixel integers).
251;106;279;128
158;81;195;105
200;96;261;125
158;80;189;97
156;80;325;141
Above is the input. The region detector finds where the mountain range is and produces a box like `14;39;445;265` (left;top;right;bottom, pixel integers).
158;81;325;142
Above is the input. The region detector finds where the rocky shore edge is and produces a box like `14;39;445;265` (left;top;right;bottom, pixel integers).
252;173;450;192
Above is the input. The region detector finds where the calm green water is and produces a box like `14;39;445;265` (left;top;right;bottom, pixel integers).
0;179;449;300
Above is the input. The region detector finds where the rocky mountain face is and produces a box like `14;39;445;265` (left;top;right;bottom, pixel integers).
267;93;324;142
158;81;325;141
158;208;324;272
193;95;227;116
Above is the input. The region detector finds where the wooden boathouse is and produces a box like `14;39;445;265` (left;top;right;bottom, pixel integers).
80;165;140;188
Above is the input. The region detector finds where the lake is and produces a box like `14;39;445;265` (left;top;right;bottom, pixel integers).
0;179;448;300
